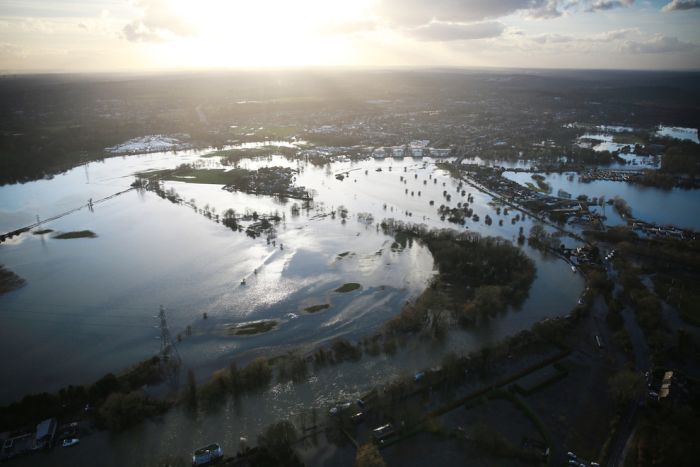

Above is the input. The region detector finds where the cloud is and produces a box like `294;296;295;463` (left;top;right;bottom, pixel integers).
527;0;569;18
408;21;505;41
0;42;27;58
375;0;640;26
591;28;638;41
585;0;634;12
621;34;697;53
661;0;700;11
529;33;576;43
19;17;57;34
515;28;697;55
520;28;637;46
376;0;558;26
122;0;195;42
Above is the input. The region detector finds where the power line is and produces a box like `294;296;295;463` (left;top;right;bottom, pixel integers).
0;314;153;329
1;300;186;311
0;308;148;319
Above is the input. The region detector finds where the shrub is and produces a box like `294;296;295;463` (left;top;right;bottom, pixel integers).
240;358;273;391
98;391;167;431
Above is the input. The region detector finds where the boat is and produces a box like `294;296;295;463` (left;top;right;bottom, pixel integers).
571;265;577;273
192;443;223;466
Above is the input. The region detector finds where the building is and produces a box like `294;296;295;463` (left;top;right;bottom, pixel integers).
34;418;57;450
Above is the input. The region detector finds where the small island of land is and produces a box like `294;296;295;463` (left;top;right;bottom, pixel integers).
53;230;97;240
136;164;310;200
334;283;361;293
228;320;277;336
304;304;331;313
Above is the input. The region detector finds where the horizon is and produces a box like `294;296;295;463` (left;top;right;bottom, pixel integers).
3;64;700;77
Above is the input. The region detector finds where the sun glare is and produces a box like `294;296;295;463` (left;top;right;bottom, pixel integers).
154;0;376;67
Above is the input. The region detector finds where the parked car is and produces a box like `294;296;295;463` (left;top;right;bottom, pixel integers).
329;402;352;416
372;423;395;442
192;443;223;466
62;439;80;448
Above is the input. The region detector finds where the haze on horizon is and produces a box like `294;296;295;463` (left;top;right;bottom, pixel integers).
1;0;699;73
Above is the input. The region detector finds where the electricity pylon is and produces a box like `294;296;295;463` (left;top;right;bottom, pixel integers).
157;305;182;388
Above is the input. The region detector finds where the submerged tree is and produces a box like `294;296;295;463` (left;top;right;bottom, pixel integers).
184;369;197;410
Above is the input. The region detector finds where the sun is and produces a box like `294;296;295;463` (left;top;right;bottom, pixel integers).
151;0;377;68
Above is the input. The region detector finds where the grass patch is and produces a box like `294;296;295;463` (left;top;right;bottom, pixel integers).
304;304;330;313
229;320;277;336
33;229;53;235
53;230;97;239
202;145;297;160
138;165;308;199
525;181;551;193
334;283;361;293
144;168;233;185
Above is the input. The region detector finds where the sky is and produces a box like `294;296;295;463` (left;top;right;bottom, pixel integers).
0;0;699;72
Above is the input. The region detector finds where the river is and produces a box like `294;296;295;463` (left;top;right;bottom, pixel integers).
1;148;585;465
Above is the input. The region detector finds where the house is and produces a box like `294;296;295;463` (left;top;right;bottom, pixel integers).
34;418;57;450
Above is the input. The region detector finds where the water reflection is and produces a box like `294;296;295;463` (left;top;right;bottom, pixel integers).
0;150;583;407
1;148;592;466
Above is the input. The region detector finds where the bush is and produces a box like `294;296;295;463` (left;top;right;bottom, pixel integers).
121;356;163;390
199;370;229;409
331;338;362;362
255;420;303;466
385;303;426;333
89;373;121;402
240;358;273;391
184;369;197;409
277;355;308;383
98;391;167;431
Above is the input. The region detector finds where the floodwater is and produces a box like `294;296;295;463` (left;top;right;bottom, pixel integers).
502;171;700;230
655;125;699;144
1;148;586;466
575;133;659;170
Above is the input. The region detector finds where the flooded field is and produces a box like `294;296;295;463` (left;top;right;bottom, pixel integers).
0;148;584;413
502;170;700;230
655;125;699;144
